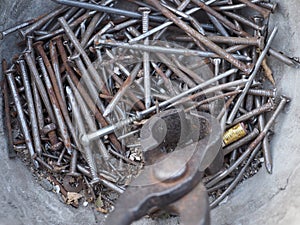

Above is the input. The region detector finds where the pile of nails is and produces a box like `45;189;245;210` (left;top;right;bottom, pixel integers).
1;0;296;212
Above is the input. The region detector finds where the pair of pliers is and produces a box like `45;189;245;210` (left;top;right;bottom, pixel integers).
104;109;222;225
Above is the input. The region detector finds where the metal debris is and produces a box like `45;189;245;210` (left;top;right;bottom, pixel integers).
1;0;294;221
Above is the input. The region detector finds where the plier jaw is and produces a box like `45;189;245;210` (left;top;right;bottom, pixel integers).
104;109;222;225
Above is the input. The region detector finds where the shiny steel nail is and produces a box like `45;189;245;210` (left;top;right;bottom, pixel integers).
95;39;252;61
139;7;152;109
70;54;106;113
227;27;278;125
5;67;38;167
255;96;272;173
52;0;166;22
18;59;43;156
67;75;110;160
66;86;100;183
2;60;16;158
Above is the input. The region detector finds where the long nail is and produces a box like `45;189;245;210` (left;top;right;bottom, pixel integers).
139;7;152;109
138;68;238;117
67;75;110;160
36;56;72;151
49;40;67;108
184;90;242;112
5;67;38;167
52;0;166;22
24;52;56;123
210;142;262;208
35;10;97;41
269;48;300;68
66;86;100;183
20;6;68;38
95;39;252;61
2;60;16;158
58;17;110;95
255;96;273;173
169;79;247;108
0;18;37;40
226;26;278;125
18;59;43;156
71;53;106;112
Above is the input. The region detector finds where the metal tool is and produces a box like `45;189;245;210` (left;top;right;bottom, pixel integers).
104;109;222;225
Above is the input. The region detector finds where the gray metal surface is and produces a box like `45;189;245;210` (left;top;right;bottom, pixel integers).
0;0;299;225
